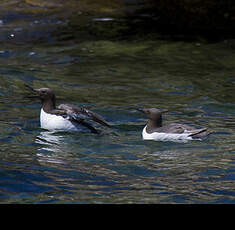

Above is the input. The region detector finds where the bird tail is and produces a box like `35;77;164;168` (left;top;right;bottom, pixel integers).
188;128;210;138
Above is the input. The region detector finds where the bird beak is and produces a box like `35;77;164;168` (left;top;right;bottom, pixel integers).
161;109;168;114
24;84;37;92
24;84;39;93
136;108;147;114
24;84;42;93
24;84;40;98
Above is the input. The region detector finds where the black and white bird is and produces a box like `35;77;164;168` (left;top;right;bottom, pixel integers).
26;86;111;133
138;108;210;141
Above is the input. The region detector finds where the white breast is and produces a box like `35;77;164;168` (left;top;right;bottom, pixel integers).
40;108;82;131
142;126;193;142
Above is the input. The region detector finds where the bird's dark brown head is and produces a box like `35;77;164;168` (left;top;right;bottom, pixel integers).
26;87;56;112
137;108;168;127
138;108;162;120
25;85;55;101
34;88;55;101
25;84;57;112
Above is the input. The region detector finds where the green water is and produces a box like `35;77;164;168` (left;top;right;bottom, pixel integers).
0;2;235;203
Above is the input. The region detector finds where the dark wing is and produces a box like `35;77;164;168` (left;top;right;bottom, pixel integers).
188;128;208;137
48;109;68;118
156;123;187;134
84;109;111;127
51;106;100;134
57;104;89;122
57;104;111;127
156;123;207;134
76;120;100;134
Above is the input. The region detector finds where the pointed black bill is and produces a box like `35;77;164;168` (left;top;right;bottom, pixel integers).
136;108;145;113
24;84;40;99
24;84;36;92
161;109;169;114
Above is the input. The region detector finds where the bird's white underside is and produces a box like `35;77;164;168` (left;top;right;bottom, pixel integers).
142;125;195;141
40;108;82;131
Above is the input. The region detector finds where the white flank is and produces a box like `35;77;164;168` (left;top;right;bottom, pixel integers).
40;108;82;131
142;126;194;142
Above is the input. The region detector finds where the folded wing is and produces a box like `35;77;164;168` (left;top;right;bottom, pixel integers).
57;104;111;127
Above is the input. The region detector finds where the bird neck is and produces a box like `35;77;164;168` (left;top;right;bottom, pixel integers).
41;98;56;113
146;118;162;132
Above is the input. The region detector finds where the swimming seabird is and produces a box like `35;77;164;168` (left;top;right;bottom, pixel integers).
138;108;210;141
26;85;111;133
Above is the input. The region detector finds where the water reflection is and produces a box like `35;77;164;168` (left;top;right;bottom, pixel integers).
146;149;197;160
36;131;65;152
35;131;63;152
35;131;72;165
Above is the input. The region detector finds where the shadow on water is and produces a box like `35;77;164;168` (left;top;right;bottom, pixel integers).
0;0;234;203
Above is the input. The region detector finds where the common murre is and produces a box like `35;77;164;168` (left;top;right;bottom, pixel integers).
26;85;111;133
138;108;210;141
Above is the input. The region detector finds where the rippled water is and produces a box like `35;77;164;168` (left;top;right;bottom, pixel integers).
0;4;235;203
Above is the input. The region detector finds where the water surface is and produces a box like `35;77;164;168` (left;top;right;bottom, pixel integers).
0;3;235;203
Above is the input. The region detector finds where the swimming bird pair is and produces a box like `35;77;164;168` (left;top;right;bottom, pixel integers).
26;86;209;141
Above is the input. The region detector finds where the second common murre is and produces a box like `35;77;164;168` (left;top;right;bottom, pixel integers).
138;108;210;142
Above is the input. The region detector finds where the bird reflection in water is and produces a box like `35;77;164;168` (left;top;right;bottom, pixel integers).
35;131;69;164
